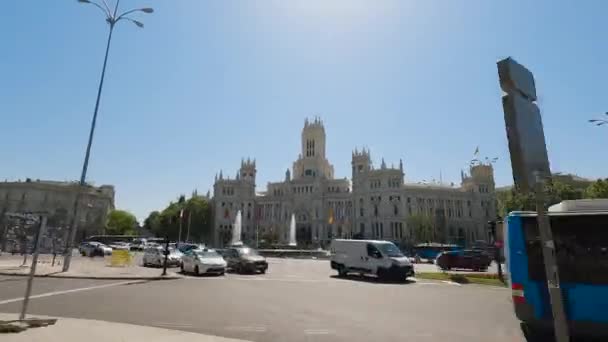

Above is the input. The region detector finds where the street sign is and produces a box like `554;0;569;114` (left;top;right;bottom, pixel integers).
498;58;550;193
497;57;570;342
502;92;551;193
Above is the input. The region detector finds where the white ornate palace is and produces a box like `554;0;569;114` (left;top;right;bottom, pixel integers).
212;118;496;247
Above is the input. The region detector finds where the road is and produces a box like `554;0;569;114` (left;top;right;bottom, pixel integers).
0;258;523;342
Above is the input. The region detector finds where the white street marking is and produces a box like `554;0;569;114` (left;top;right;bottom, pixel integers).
0;280;141;306
225;325;267;332
442;280;462;286
304;328;332;335
153;322;194;328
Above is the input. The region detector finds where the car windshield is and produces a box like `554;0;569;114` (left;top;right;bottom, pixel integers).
376;243;403;257
237;248;259;256
195;250;220;258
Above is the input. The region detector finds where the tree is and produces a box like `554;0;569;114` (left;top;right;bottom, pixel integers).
105;210;137;235
497;179;584;218
585;178;608;199
145;195;212;242
407;214;434;243
143;211;161;235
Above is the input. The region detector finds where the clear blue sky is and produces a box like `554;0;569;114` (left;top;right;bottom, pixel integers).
2;1;606;220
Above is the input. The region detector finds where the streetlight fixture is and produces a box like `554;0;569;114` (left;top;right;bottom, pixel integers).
63;0;153;272
589;112;608;127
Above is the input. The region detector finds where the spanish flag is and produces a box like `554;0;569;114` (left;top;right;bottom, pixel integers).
328;206;334;225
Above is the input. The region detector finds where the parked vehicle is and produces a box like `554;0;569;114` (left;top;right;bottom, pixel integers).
412;243;462;261
80;242;112;257
330;239;414;281
142;247;181;267
181;249;227;276
221;246;268;274
506;199;608;340
435;249;491;271
177;243;204;254
109;242;131;250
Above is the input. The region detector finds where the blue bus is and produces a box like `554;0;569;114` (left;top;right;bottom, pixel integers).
506;200;608;340
413;243;462;260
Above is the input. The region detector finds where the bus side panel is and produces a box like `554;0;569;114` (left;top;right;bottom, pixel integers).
562;283;608;323
507;215;550;321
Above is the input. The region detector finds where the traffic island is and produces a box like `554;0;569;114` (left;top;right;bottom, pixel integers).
415;272;507;287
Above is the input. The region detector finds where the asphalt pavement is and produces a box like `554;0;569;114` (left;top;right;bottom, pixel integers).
0;258;523;342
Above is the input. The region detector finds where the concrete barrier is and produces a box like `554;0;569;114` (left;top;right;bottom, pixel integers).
258;249;330;259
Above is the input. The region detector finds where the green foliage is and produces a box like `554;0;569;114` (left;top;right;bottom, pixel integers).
143;211;161;234
144;195;212;243
497;179;585;218
585;178;608;199
407;214;434;243
259;230;280;247
105;210;137;235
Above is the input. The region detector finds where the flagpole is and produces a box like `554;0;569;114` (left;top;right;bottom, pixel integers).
178;209;183;243
186;210;192;243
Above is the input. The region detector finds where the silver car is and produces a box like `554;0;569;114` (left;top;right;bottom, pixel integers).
142;247;181;267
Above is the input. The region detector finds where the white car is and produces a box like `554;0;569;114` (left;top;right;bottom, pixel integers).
181;249;227;276
81;242;112;257
142;247;181;267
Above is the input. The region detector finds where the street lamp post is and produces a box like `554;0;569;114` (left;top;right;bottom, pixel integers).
589;112;608;127
63;0;153;271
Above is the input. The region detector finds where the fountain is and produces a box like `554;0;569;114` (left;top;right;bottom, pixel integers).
288;213;297;246
230;210;243;246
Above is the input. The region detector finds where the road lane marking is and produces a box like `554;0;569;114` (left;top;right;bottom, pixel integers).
442;280;462;286
304;328;332;335
153;322;194;328
225;325;267;332
0;280;142;306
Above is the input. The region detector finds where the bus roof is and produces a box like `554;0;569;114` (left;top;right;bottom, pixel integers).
509;199;608;217
509;211;608;217
332;239;394;245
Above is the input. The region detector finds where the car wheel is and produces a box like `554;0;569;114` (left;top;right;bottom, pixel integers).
260;268;266;274
337;265;347;277
195;265;200;276
377;268;387;281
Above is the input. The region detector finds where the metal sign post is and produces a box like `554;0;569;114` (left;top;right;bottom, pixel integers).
20;215;47;320
533;173;569;341
498;57;570;342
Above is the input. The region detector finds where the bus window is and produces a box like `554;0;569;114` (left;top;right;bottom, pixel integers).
523;215;608;285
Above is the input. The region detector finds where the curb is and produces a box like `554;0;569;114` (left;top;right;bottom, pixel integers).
0;271;182;281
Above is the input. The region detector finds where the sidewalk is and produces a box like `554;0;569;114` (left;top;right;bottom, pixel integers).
0;254;182;280
0;313;250;342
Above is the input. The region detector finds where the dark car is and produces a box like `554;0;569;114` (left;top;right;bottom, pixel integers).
436;249;491;271
221;246;268;274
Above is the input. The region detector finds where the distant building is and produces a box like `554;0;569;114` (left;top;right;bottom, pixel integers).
212;118;496;248
0;179;115;248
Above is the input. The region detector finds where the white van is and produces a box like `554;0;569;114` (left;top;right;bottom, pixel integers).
330;239;414;280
